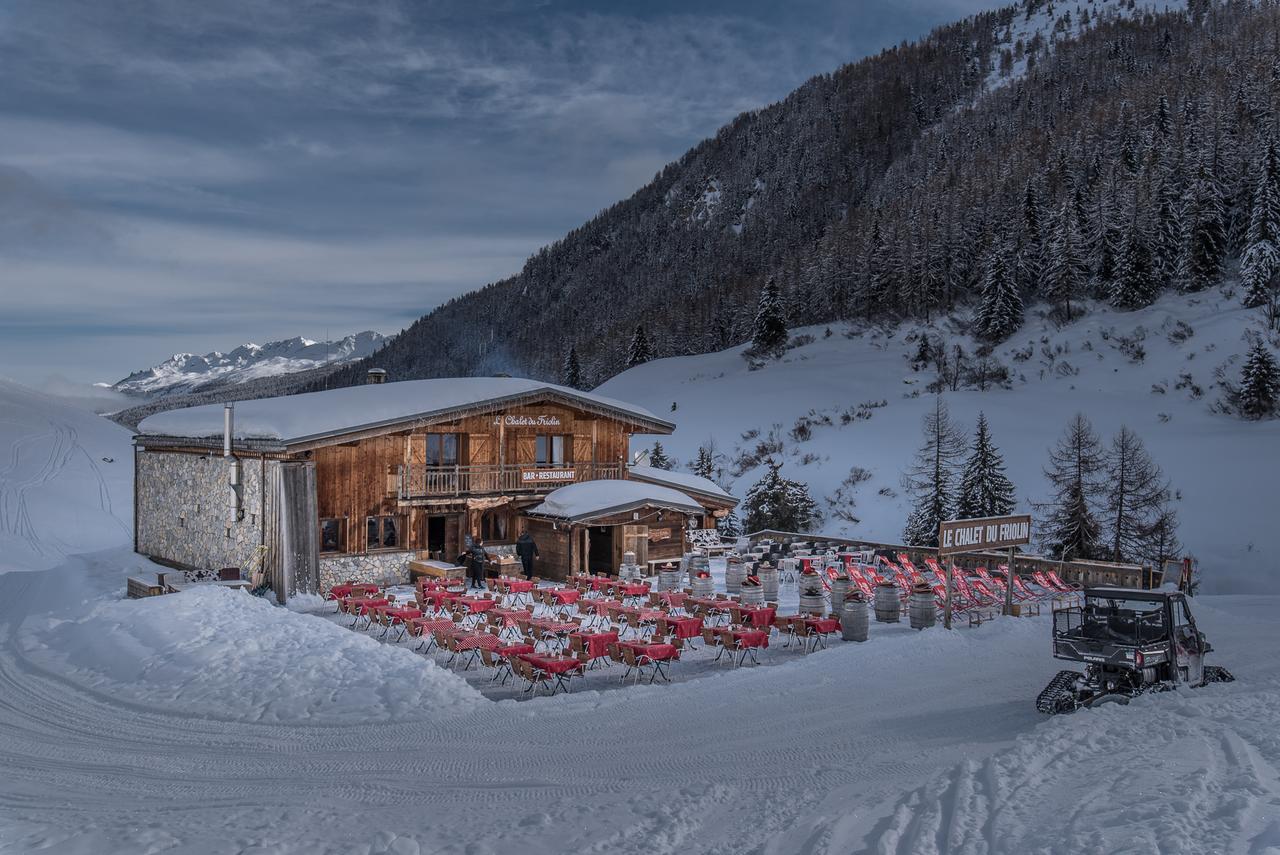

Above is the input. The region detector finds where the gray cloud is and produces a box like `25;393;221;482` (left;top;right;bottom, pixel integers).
0;0;995;386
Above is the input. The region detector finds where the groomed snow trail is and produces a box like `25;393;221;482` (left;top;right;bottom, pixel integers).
1;553;1276;855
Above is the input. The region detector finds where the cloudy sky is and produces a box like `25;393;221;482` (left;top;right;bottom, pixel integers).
0;0;990;387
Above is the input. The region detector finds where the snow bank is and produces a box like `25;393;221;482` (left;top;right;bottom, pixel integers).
0;379;133;573
20;585;483;724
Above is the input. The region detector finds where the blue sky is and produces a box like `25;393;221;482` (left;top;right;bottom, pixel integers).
0;0;991;386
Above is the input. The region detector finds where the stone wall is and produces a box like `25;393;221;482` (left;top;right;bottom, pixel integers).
136;450;270;580
318;551;413;591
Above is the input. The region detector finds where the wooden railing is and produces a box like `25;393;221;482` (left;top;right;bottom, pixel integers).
397;462;624;499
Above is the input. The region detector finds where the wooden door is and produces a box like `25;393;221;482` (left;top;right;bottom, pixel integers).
621;524;648;567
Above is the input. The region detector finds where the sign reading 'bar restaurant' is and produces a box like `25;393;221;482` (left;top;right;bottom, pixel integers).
937;513;1032;556
520;468;576;484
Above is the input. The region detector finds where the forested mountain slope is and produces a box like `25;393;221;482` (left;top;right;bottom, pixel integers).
318;0;1279;390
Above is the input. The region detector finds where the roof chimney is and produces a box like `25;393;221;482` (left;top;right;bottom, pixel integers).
366;368;388;385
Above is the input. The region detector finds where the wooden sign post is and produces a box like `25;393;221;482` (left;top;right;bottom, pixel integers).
937;513;1032;628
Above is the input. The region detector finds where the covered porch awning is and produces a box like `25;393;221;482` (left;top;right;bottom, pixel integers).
524;479;704;524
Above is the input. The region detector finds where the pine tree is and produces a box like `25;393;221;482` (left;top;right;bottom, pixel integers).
1152;172;1184;288
912;333;934;369
1240;139;1280;324
1238;336;1280;419
717;508;742;539
1044;202;1086;320
901;396;966;546
691;445;715;480
1017;179;1046;294
1181;161;1227;292
743;461;818;533
561;346;583;389
750;277;789;357
1110;216;1158;309
956;412;1017;519
626;325;653;367
974;237;1024;341
648;442;674;470
1102;426;1177;565
1036;413;1105;561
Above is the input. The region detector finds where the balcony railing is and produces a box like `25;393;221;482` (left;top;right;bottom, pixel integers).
397;462;624;499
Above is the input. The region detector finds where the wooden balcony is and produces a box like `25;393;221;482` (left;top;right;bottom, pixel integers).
397;462;624;500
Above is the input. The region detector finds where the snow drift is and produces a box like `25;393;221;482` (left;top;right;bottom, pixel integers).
19;583;484;724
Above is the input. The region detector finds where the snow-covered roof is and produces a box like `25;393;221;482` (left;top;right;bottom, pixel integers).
627;464;737;506
136;377;674;446
526;480;704;523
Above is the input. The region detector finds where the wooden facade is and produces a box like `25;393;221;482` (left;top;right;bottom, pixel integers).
135;382;738;586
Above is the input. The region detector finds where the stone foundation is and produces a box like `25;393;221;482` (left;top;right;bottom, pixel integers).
136;450;271;577
319;552;413;591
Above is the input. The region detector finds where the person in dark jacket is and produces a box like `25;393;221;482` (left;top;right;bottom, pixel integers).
515;532;539;579
467;539;487;590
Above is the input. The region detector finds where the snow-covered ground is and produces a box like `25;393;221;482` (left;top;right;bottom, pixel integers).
598;288;1280;594
1;317;1279;853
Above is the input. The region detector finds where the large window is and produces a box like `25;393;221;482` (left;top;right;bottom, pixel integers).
424;433;460;467
319;518;346;554
535;434;571;467
366;515;403;551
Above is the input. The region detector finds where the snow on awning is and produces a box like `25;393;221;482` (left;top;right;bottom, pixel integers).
627;464;737;506
526;480;704;524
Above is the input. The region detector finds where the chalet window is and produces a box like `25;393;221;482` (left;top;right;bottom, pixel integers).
319;518;346;554
424;433;460;467
535;434;571;467
366;515;403;551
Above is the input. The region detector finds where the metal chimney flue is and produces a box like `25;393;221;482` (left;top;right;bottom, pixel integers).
224;403;243;520
223;403;234;458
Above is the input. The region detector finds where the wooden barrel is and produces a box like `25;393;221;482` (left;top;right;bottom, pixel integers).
691;575;714;598
840;597;869;641
874;581;901;623
758;565;780;600
724;559;747;595
739;585;764;606
828;577;851;613
658;567;683;591
687;553;710;585
798;573;826;615
908;583;936;630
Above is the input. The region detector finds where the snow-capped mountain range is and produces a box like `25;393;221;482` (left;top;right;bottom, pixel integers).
111;331;386;397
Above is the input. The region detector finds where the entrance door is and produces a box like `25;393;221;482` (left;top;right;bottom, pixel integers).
426;516;446;558
587;526;614;574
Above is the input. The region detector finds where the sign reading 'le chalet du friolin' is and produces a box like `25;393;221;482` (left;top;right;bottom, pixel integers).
520;468;576;484
495;414;562;427
937;513;1032;556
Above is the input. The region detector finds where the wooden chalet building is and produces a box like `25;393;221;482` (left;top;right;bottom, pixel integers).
133;376;737;598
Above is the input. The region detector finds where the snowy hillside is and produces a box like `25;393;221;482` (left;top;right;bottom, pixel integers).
0;379;132;573
598;287;1280;594
111;330;386;397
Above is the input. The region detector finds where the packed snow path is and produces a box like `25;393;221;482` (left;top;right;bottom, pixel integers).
1;552;1278;854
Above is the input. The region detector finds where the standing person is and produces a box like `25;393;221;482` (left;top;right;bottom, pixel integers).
515;531;540;579
467;538;488;590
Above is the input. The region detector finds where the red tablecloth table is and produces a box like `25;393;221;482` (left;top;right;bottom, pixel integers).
662;616;703;640
585;576;614;591
383;607;422;624
456;597;498;614
737;606;776;628
330;583;378;599
805;617;841;634
620;583;650;597
619;641;680;661
530;619;579;635
657;591;688;607
491;608;532;627
570;630;618;659
497;642;536;658
519;653;585;693
550;588;581;605
453;632;501;651
727;629;770;649
419;590;461;607
356;599;391;616
501;578;536;593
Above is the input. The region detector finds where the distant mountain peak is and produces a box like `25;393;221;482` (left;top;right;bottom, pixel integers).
113;331;387;398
